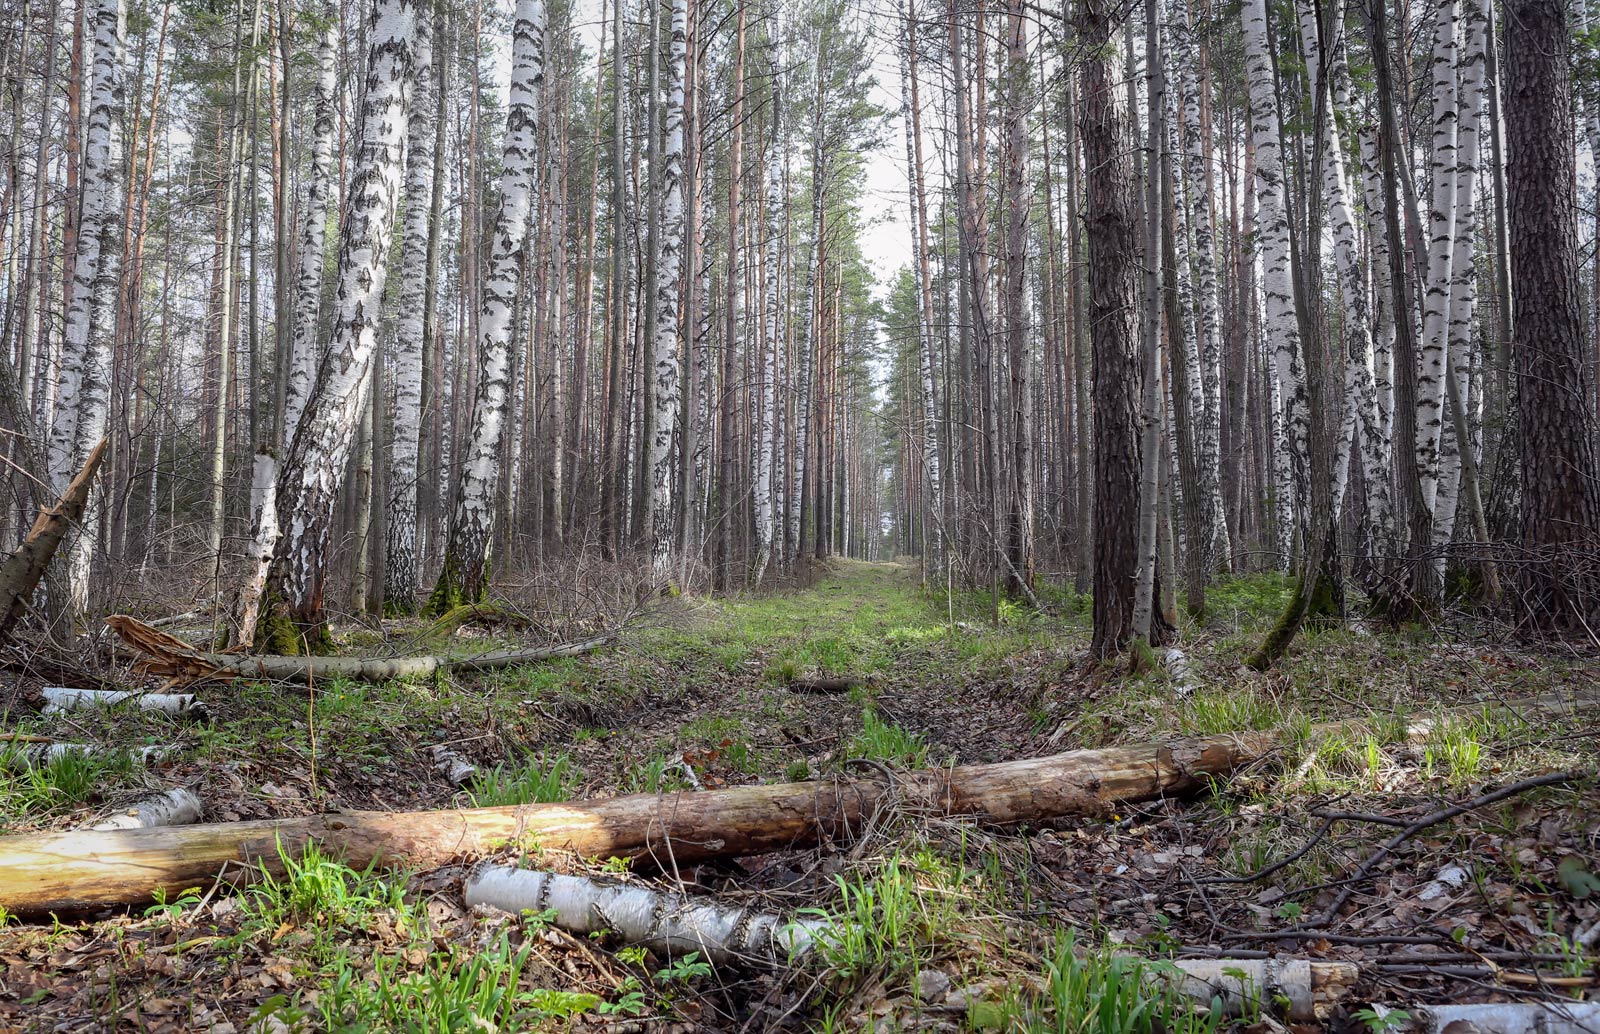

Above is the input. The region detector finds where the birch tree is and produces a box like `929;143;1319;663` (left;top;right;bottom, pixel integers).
385;0;437;612
430;0;546;610
251;0;416;650
1416;0;1458;516
46;0;126;614
648;0;688;579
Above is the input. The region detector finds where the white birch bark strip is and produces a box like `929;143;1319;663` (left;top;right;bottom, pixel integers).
1389;1003;1600;1034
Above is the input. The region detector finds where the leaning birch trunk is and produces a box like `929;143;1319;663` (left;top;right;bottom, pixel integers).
0;440;108;642
0;727;1288;914
466;864;831;964
41;686;206;718
89;790;203;831
1416;0;1458;515
750;92;782;586
1432;0;1490;572
45;0;125;614
251;0;414;649
234;13;337;638
384;0;436;614
648;0;687;580
107;614;608;685
1239;0;1307;532
431;0;545;610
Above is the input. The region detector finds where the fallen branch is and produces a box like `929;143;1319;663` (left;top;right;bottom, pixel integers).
1156;958;1358;1023
0;725;1284;914
1309;771;1580;927
41;686;207;719
787;677;858;695
104;614;612;686
88;789;203;831
0;439;107;642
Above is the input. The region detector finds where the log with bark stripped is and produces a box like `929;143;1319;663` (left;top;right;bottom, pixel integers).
104;613;610;685
0;727;1279;914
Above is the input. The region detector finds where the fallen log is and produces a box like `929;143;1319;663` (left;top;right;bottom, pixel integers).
41;686;207;719
465;863;830;964
0;439;107;642
0;726;1282;914
88;789;203;831
465;863;1357;1020
1387;1002;1600;1034
104;613;612;686
2;742;170;768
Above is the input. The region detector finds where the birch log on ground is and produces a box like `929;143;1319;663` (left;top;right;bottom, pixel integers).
105;614;610;685
0;439;108;641
0;727;1284;914
41;687;206;718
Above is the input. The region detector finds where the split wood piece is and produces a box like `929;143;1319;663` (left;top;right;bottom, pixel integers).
88;789;204;831
787;677;858;695
0;439;107;642
104;613;611;686
466;863;829;964
1390;1002;1600;1034
432;745;478;787
2;742;169;768
0;726;1284;914
1158;958;1357;1023
41;687;208;719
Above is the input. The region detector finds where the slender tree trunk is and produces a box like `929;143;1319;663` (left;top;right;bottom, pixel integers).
429;0;546;611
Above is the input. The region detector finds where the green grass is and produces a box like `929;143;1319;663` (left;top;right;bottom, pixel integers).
468;753;577;806
849;709;929;767
0;744;136;825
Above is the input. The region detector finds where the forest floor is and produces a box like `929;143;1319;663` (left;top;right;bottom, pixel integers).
1;560;1597;1032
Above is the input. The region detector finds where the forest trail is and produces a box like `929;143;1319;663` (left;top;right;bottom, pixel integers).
3;570;1598;1029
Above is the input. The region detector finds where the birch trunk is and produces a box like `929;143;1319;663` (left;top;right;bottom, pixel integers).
45;0;125;615
1433;0;1490;566
1416;0;1458;515
751;92;782;586
1239;0;1307;541
430;0;545;610
385;0;435;613
648;0;687;580
1169;0;1230;573
252;0;415;650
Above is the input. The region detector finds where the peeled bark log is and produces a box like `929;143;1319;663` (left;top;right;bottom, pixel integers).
104;614;610;686
41;686;206;719
0;727;1281;914
0;439;108;640
89;789;203;831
